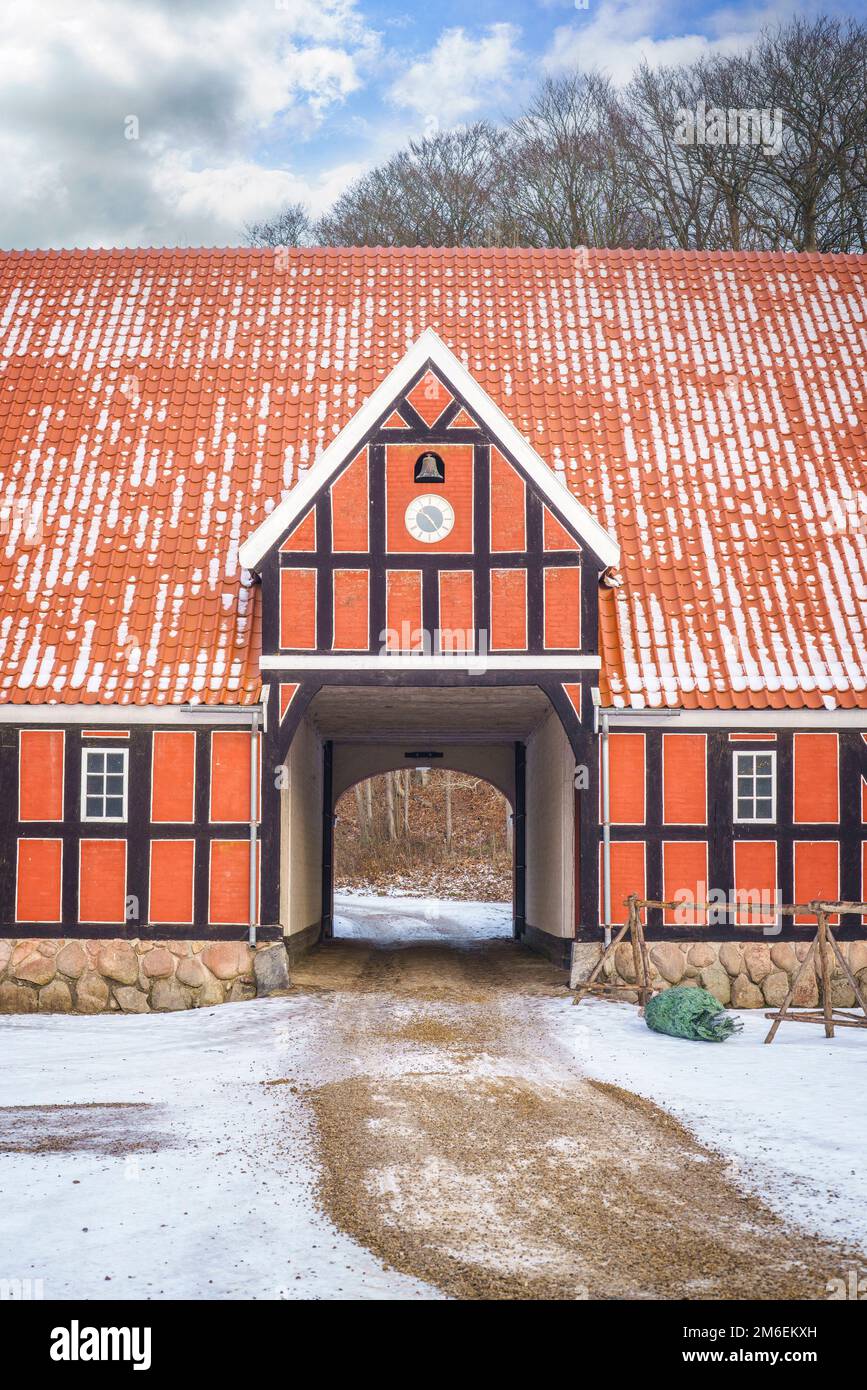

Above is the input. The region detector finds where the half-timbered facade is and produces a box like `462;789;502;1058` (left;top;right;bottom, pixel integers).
0;246;865;1008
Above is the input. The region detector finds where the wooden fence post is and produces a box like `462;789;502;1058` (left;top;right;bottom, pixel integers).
816;904;834;1039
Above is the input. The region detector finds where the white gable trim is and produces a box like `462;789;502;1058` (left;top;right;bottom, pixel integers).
238;329;619;571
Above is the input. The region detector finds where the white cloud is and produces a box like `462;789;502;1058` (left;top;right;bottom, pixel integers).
153;155;368;232
542;0;784;84
388;23;523;125
0;0;381;247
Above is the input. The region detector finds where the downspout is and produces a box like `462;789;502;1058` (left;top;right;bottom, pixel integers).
600;710;612;948
594;700;681;948
249;708;260;948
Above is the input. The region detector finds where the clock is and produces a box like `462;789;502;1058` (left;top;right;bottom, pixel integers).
404;494;455;544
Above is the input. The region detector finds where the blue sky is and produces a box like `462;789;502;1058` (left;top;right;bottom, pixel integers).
0;0;858;248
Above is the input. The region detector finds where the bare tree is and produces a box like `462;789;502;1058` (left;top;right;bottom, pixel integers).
315;124;502;247
499;73;654;248
613;64;723;250
240;17;865;255
671;53;779;251
753;17;867;251
384;772;396;841
244;202;312;248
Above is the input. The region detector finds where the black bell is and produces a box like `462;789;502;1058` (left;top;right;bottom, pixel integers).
414;451;445;483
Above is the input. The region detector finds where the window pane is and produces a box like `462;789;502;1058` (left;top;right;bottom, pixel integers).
105;797;124;818
737;776;753;793
86;774;103;794
755;777;772;797
106;753;125;774
756;798;773;819
756;755;772;776
85;796;103;818
736;798;754;819
88;752;105;772
106;775;124;796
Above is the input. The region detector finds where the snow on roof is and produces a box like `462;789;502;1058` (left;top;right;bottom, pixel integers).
0;246;865;710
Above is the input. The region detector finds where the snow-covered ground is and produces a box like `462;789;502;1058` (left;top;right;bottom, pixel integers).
333;891;511;940
1;895;864;1301
540;995;867;1252
0;992;438;1301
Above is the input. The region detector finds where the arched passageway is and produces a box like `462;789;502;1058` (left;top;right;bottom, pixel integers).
332;768;513;942
276;684;580;966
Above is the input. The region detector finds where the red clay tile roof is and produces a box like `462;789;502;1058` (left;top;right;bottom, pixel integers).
0;246;865;709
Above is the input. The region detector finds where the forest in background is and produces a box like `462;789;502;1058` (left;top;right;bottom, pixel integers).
334;770;513;901
245;17;866;256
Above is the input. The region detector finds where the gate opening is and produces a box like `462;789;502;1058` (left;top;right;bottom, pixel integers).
277;684;578;966
332;770;513;942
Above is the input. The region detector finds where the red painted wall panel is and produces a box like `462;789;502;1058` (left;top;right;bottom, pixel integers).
150;840;195;924
600;841;645;926
439;571;474;652
793;733;839;823
385;444;473;553
793;841;840;924
662;734;707;825
19;729;64;821
151;731;196;823
543;507;579;551
385;570;422;651
490;568;527;650
331;451;369;552
16;839;62;922
733;841;777;926
489;447;526;551
209;840;259;925
332;570;369;650
662;841;709;925
607;733;645;824
211;731;259;823
543;567;581;648
406;370;453;425
279;509;316;552
79;839;126;924
280;568;317;649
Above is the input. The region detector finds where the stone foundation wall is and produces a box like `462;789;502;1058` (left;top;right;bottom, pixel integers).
570;938;867;1008
0;938;291;1014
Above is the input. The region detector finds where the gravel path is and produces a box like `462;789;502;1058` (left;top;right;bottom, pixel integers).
286;903;860;1301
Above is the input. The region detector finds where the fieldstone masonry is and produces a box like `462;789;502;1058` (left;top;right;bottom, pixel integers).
0;939;292;1013
570;938;867;1008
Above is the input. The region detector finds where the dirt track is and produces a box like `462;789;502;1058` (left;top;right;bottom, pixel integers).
287;904;858;1300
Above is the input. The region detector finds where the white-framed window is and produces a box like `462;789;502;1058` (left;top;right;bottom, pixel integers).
81;748;129;822
733;750;776;823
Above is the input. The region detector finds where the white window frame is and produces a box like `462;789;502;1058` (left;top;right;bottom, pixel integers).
81;747;129;823
733;749;776;825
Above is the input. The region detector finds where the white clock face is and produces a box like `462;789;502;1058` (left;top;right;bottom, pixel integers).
404;494;455;544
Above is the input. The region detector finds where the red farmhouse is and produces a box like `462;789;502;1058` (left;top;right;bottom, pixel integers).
0;247;865;1009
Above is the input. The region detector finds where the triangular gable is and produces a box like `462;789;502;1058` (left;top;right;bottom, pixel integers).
382;409;409;429
279;683;300;722
239;329;619;571
279;509;316;552
543;507;580;552
448;407;478;429
561;683;582;719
